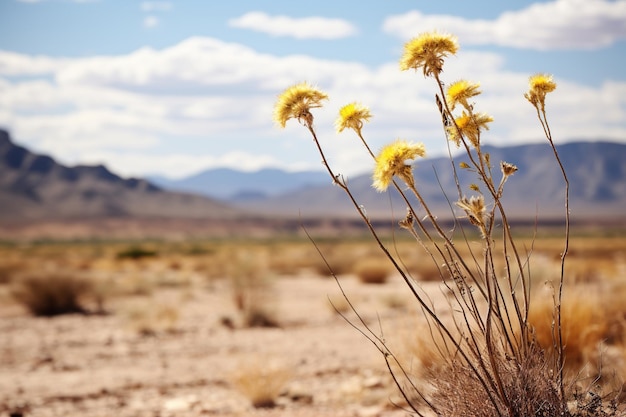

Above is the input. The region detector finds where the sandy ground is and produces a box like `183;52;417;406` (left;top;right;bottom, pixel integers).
0;271;447;417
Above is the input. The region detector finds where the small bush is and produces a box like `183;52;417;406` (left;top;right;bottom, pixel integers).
231;359;292;408
11;273;93;316
353;259;391;284
116;246;158;260
406;259;450;282
242;306;280;328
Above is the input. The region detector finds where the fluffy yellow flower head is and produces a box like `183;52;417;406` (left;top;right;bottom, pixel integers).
273;82;328;128
400;32;459;77
372;140;426;192
524;74;557;111
446;111;493;148
446;80;481;111
335;102;372;134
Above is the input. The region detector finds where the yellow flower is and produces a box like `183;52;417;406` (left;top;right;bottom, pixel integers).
335;102;372;135
446;111;493;148
273;82;328;128
524;73;556;111
372;140;426;192
446;80;481;111
399;32;458;77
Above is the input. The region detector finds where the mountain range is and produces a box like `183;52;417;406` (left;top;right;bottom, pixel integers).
232;141;626;221
0;129;241;223
1;128;625;230
149;167;328;201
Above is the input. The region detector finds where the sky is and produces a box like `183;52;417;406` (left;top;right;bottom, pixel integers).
0;0;625;180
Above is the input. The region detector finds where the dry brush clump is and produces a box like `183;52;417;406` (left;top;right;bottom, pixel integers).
273;31;624;416
230;358;293;408
353;258;392;284
11;272;94;316
226;248;280;328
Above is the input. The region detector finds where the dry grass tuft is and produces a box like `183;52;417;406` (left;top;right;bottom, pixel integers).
123;302;180;335
11;272;93;316
353;258;392;284
231;358;292;408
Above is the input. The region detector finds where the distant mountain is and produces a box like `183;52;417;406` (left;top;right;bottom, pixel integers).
229;141;626;221
149;167;329;200
0;129;242;222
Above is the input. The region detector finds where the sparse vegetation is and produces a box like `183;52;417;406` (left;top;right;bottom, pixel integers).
273;30;625;416
116;246;158;260
353;258;391;284
231;358;292;408
11;272;93;316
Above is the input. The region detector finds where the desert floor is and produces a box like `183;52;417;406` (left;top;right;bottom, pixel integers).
0;255;443;417
0;234;624;417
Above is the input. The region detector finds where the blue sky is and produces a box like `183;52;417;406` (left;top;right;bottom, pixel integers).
1;0;625;179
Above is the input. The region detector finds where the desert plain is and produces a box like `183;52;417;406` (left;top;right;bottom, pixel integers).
0;227;625;417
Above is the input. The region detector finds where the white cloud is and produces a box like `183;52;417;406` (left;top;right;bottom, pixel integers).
1;35;624;179
383;0;626;50
0;51;73;75
141;1;172;12
143;16;159;28
228;11;358;40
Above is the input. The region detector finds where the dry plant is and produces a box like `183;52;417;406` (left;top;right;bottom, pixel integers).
227;249;280;328
273;31;622;415
353;258;392;284
123;301;180;336
230;357;293;408
11;272;94;316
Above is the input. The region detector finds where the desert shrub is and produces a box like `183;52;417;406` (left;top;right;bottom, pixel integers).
231;358;292;408
11;273;93;316
380;293;408;311
242;306;280;328
529;286;608;371
116;246;158;260
272;31;623;416
353;258;391;284
405;257;450;282
311;253;355;277
123;302;180;335
227;249;280;327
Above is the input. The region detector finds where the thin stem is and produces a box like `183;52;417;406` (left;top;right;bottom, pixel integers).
535;105;569;404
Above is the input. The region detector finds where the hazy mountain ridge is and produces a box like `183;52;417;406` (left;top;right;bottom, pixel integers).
228;141;626;220
0;129;241;221
150;167;329;200
1;128;624;224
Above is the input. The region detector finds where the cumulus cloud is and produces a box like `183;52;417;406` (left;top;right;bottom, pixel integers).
0;51;74;75
1;35;624;178
383;0;626;50
228;11;358;40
